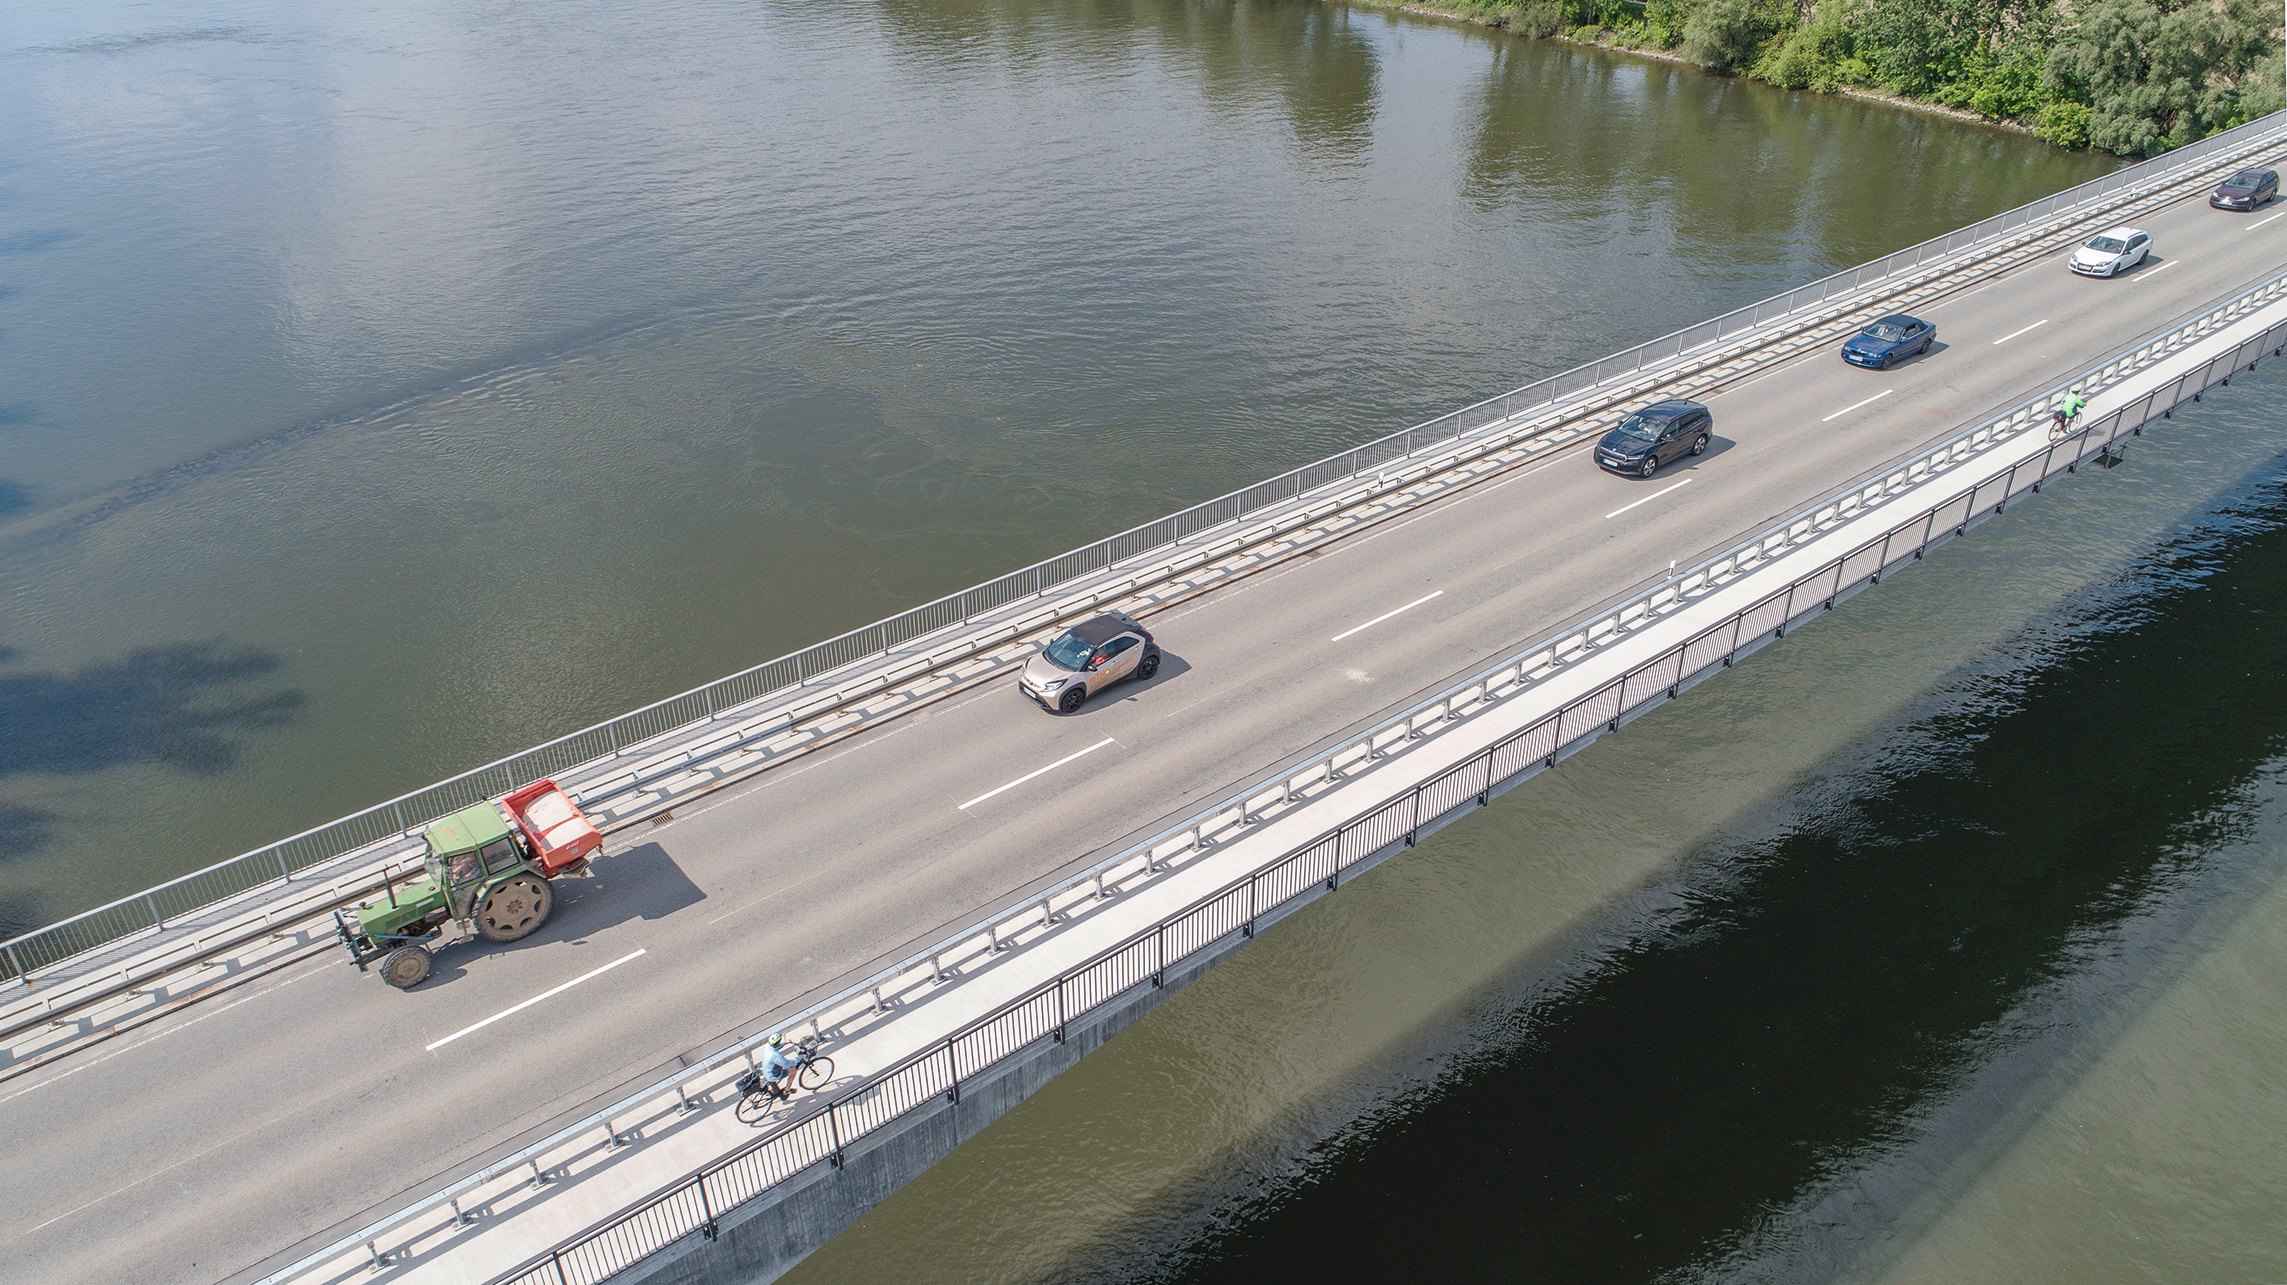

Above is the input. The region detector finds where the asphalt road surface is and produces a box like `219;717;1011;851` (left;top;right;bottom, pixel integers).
9;174;2287;1285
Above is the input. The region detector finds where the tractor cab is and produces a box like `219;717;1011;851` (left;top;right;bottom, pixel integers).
424;803;527;918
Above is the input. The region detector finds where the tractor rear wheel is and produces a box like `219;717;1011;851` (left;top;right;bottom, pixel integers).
477;874;554;943
381;944;432;990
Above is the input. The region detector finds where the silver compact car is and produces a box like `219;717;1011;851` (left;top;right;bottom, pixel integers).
1019;613;1160;712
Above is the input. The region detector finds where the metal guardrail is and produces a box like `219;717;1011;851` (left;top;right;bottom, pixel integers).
9;109;2286;991
474;262;2287;1285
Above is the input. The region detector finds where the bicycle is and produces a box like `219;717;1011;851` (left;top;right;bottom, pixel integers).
733;1036;835;1124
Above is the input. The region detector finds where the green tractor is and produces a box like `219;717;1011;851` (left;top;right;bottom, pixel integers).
333;778;602;989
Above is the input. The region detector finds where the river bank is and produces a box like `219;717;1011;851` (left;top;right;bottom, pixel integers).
1338;0;2281;158
1363;0;2044;138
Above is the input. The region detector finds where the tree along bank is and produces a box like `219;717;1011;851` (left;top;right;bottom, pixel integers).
1362;0;2284;156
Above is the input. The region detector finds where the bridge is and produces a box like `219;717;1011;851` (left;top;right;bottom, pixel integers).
9;112;2287;1285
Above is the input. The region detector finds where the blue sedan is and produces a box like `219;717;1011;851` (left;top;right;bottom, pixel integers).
1841;314;1935;370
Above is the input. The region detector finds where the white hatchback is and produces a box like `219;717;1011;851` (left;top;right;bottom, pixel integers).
2070;226;2151;277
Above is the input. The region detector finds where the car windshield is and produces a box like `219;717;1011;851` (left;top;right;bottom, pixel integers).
1863;323;1905;342
1614;414;1665;441
2229;171;2267;187
1043;630;1095;670
2087;236;2127;253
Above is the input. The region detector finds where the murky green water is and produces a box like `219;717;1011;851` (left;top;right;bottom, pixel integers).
17;0;2284;1279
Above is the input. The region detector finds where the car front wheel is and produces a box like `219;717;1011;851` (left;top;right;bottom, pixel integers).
1057;686;1087;713
1638;456;1658;479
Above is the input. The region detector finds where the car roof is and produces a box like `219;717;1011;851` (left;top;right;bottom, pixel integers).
1066;614;1142;644
1635;398;1705;418
2226;169;2276;183
1871;313;1923;327
2092;226;2145;239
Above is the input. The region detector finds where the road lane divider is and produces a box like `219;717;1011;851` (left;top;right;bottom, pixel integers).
425;949;647;1053
1822;389;1895;423
1330;591;1444;643
2134;260;2180;282
1993;318;2050;345
2251;209;2287;230
958;738;1118;811
1606;478;1694;519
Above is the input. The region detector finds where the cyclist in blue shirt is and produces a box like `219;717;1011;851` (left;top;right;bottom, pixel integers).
761;1034;801;1100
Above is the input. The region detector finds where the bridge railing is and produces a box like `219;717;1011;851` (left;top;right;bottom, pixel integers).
482;266;2287;1285
8;111;2285;991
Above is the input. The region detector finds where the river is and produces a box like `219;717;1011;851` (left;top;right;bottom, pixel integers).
7;0;2278;1279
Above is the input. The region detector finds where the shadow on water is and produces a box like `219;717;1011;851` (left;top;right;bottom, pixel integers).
1082;467;2287;1284
0;805;56;864
0;642;304;780
0;480;32;520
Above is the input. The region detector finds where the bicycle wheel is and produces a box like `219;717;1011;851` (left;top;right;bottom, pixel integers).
734;1090;775;1125
798;1055;836;1091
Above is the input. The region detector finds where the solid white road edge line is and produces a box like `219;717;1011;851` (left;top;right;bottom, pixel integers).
1329;590;1444;643
1992;318;2049;346
1605;477;1693;519
958;737;1118;811
1821;389;1894;423
426;949;647;1052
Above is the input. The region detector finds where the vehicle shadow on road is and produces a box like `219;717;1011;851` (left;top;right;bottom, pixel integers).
543;841;705;941
1680;438;1740;469
1067;651;1192;715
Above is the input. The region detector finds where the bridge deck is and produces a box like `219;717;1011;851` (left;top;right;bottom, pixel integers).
9;138;2287;1285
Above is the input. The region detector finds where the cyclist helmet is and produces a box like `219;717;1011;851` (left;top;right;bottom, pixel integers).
768;1033;783;1047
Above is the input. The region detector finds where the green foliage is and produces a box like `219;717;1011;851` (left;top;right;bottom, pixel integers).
1681;0;1786;73
1750;0;1854;91
1932;46;2049;119
1412;0;2281;156
2046;0;2277;155
2037;99;2093;148
1504;0;1572;38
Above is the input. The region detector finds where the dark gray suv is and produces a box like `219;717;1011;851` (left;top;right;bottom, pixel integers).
1019;613;1160;712
1595;399;1713;478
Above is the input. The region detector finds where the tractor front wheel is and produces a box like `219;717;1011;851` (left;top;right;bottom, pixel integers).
381;944;432;990
477;874;554;943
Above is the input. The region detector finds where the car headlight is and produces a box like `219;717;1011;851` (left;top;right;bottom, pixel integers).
1037;677;1067;692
